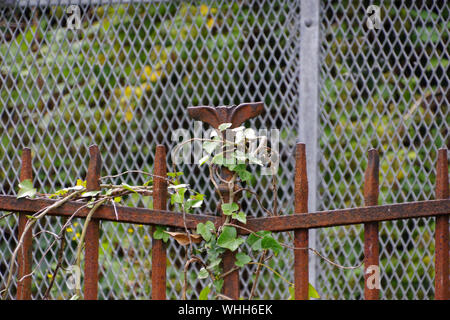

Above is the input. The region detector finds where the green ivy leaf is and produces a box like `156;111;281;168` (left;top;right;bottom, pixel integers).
288;284;320;299
170;188;186;204
221;202;238;216
196;222;213;242
153;226;169;242
261;235;283;254
143;179;153;186
237;170;253;183
226;163;246;172
207;257;221;271
232;211;246;224
214;279;224;292
81;190;101;198
218;123;232;131
309;283;320;299
235;252;251;267
199;155;209;166
121;183;138;194
246;231;272;251
186;198;203;210
212;154;225;165
17;179;37;199
197;267;209;279
199;285;211;300
203;141;219;154
217;226;244;251
167;172;184;178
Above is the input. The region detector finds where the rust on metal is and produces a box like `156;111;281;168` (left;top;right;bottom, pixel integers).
363;149;380;300
0;195;218;228
84;145;101;300
434;148;449;300
294;143;309;300
4;141;450;300
152;145;168;300
187;102;264;300
2;196;450;233
187;102;264;129
17;148;33;300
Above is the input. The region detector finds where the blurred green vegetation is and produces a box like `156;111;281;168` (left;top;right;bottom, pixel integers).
0;0;448;300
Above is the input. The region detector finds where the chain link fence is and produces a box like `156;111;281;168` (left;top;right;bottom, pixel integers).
317;0;448;299
0;0;448;299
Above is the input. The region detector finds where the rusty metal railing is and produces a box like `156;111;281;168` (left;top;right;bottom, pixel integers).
0;142;448;300
0;105;448;300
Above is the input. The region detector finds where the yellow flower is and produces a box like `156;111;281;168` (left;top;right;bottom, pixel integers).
124;86;133;98
128;228;134;234
74;222;78;227
207;18;214;29
76;179;86;187
141;83;151;92
66;227;73;233
138;225;143;228
72;232;80;241
200;4;208;16
125;110;133;122
135;87;142;98
150;72;159;83
144;235;149;241
47;273;53;279
141;66;152;81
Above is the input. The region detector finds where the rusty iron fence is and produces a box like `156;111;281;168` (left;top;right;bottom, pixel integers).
0;0;448;299
0;110;448;299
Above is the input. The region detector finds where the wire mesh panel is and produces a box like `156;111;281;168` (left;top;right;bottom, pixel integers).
0;0;301;299
317;0;448;299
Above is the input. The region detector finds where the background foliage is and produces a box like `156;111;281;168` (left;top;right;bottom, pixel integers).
0;0;448;299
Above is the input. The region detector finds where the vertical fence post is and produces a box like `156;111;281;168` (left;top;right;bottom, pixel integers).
363;149;380;300
299;0;320;289
220;166;240;300
435;148;449;300
17;148;33;300
84;145;101;300
152;145;168;300
294;142;309;299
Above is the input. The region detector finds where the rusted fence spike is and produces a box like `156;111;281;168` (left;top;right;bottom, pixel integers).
294;143;309;300
84;145;101;300
17;148;33;300
363;148;380;300
152;145;168;300
435;148;449;300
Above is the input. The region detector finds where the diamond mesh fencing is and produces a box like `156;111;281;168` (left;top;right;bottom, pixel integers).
317;0;448;299
0;0;300;299
0;0;448;300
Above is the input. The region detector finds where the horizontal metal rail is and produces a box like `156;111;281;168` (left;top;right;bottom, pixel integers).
1;195;448;233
